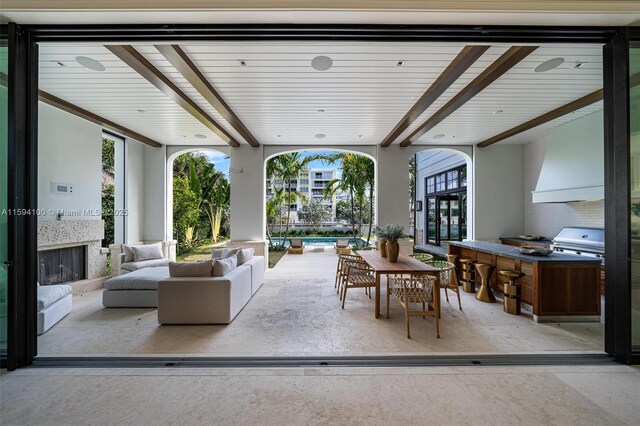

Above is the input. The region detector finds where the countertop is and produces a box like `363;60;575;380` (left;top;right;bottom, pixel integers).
500;237;553;247
449;241;601;264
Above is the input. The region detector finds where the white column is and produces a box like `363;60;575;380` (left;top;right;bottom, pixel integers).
229;145;268;261
377;145;412;255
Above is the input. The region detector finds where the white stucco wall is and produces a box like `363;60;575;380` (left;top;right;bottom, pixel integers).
143;144;167;241
37;102;102;221
230;145;265;241
125;140;145;243
473;144;524;240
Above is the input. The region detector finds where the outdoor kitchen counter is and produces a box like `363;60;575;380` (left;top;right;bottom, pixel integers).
449;241;601;264
448;241;601;322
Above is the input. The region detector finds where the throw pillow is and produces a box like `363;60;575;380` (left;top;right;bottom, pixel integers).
168;261;212;277
131;242;164;262
212;256;237;277
236;248;255;265
221;247;243;259
122;244;135;262
211;248;225;260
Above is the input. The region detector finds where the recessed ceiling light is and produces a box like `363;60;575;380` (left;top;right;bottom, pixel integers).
181;135;187;138
137;109;145;113
239;60;247;66
358;134;364;138
311;56;333;71
573;62;585;69
317;109;325;113
75;56;106;72
433;134;446;139
53;61;66;67
277;134;282;138
493;110;503;114
194;134;207;139
396;61;406;67
534;57;564;73
315;133;326;139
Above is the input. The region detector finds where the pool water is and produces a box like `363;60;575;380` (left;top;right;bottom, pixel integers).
271;237;366;247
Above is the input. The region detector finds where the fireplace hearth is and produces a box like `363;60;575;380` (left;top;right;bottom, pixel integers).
38;246;87;285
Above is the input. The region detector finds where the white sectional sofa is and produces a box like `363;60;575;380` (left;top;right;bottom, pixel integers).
101;254;265;325
109;240;177;276
37;284;73;335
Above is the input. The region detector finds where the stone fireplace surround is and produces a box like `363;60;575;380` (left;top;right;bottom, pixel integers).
38;219;108;295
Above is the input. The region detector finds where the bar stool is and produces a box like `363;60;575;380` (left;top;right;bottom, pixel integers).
459;259;476;293
499;270;525;315
475;263;496;303
446;254;461;289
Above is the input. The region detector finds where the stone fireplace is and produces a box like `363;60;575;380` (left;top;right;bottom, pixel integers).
38;219;108;294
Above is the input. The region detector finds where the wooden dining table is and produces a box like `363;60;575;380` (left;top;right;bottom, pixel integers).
357;250;441;319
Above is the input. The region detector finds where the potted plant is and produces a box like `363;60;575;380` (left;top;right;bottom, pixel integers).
374;225;388;258
381;224;409;262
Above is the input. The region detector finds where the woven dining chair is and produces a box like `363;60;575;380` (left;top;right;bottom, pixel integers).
410;253;434;263
341;261;375;309
388;273;440;338
430;260;461;310
335;254;361;295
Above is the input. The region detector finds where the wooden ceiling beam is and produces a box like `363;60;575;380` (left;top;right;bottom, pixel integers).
156;44;260;147
477;72;640;147
39;90;162;148
477;90;603;148
399;45;538;147
380;45;490;147
106;45;241;147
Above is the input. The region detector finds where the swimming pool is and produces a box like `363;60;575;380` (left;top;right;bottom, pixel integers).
271;237;366;247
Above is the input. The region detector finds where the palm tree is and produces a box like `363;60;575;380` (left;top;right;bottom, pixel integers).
267;152;322;238
325;153;375;247
266;186;286;247
187;159;229;243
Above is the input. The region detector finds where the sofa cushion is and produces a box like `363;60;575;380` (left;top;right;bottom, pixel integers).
104;266;170;290
37;284;72;311
169;261;212;277
122;244;136;262
236;248;254;265
213;256;237;276
211;247;243;261
131;242;164;262
211;248;225;260
121;258;172;272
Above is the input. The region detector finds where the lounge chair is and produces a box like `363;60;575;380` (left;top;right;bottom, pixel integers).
288;238;304;254
335;238;351;254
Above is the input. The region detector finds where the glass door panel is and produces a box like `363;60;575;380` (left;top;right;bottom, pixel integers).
0;36;8;358
449;198;460;240
427;197;437;244
439;198;449;241
461;193;468;240
631;45;640;351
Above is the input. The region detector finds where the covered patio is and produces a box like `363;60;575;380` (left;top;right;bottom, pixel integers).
37;249;602;356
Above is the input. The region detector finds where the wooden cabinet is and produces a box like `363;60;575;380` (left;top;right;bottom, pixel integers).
449;244;601;321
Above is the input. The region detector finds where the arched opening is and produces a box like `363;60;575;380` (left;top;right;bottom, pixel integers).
411;148;473;252
263;148;377;266
166;148;231;257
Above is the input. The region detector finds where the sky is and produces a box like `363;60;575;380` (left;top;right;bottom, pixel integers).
200;150;342;178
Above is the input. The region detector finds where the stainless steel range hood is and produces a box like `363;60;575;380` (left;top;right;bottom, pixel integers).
532;110;604;203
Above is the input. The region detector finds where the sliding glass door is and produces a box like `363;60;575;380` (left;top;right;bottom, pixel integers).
0;33;7;362
631;44;640;353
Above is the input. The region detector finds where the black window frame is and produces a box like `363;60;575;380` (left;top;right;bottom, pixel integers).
2;22;636;369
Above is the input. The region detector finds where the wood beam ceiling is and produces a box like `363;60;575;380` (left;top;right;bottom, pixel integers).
106;45;241;148
379;45;490;147
476;90;603;148
156;45;260;147
477;72;640;148
399;45;538;147
39;90;162;147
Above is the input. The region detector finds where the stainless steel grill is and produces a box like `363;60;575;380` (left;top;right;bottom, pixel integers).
552;226;604;262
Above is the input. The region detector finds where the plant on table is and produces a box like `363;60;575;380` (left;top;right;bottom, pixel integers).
377;224;409;262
